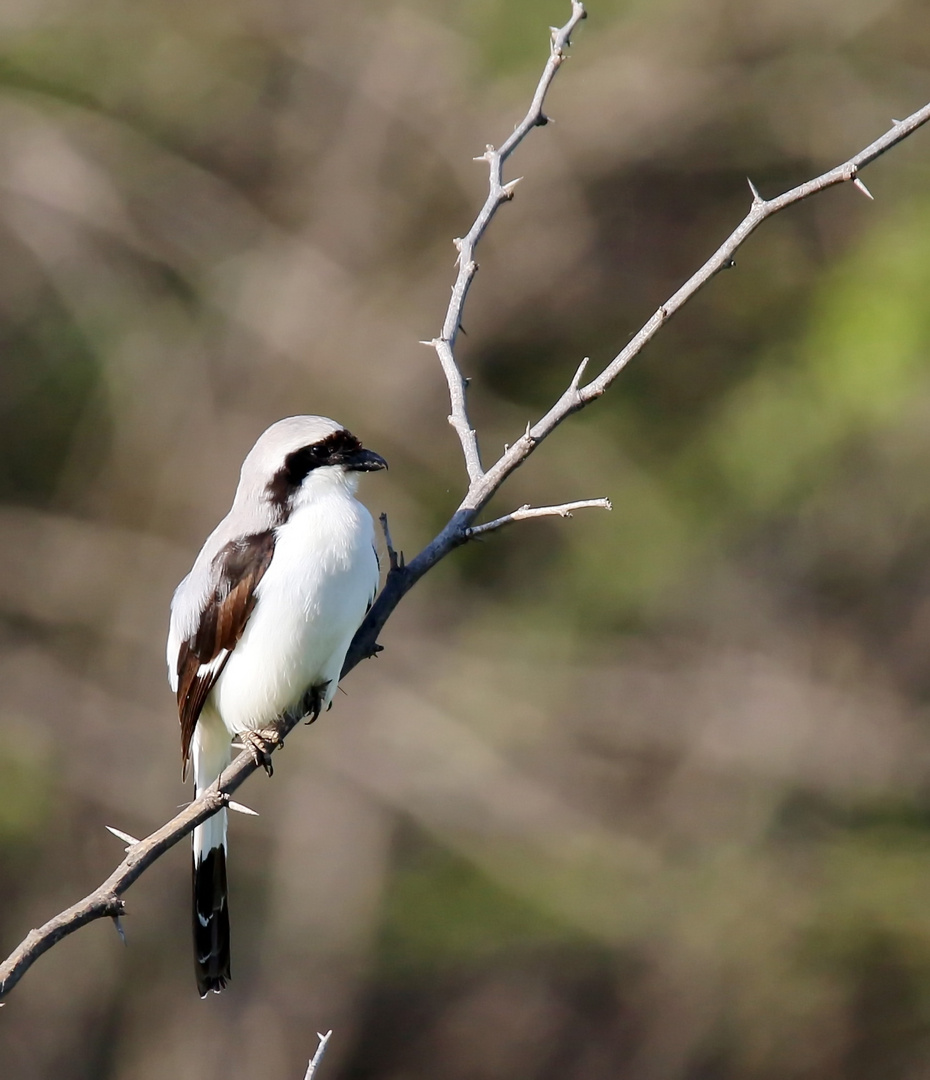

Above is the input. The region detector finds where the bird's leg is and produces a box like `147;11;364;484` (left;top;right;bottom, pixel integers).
240;724;285;777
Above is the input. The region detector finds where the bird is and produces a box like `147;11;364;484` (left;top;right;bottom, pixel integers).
166;415;387;996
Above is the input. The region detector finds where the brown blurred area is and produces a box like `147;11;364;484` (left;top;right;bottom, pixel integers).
3;0;930;1076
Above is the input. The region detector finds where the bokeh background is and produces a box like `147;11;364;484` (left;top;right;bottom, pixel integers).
3;0;930;1076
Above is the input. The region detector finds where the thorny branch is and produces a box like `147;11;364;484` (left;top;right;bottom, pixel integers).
303;1030;333;1080
3;0;930;1000
345;86;930;677
0;716;307;998
423;0;589;484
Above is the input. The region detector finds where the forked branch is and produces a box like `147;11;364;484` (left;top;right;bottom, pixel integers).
347;74;930;675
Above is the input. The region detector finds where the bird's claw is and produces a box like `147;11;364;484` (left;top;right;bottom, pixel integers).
241;727;283;776
299;681;330;726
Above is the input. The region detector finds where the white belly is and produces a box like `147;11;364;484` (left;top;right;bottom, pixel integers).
209;493;378;735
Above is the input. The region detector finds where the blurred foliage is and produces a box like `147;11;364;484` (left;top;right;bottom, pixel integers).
3;0;930;1078
0;297;106;502
377;826;585;971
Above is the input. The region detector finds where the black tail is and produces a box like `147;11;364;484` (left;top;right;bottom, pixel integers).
192;846;231;996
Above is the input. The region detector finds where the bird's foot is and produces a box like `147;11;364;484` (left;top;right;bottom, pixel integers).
287;681;330;726
241;725;284;777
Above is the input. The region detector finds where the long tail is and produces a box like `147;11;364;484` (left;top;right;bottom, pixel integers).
191;715;231;996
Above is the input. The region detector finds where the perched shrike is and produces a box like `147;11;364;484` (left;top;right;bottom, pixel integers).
167;415;386;996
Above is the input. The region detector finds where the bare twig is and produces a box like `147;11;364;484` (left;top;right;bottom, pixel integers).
303;1030;333;1080
424;0;588;484
3;0;930;999
569;109;930;409
466;499;611;539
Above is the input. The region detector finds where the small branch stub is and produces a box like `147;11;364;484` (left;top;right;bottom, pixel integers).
569;357;589;392
379;512;403;572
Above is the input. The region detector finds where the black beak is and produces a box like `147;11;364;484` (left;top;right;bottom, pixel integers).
345;447;388;472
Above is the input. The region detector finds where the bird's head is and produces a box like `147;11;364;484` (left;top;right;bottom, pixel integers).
236;415;387;518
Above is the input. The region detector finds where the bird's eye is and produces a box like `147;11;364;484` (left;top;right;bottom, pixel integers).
283;446;317;485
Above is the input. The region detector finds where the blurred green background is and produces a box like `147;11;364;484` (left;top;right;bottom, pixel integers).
3;0;930;1077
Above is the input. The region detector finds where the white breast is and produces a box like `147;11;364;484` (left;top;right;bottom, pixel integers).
209;487;378;735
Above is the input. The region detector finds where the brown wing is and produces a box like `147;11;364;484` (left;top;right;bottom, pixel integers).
176;531;276;771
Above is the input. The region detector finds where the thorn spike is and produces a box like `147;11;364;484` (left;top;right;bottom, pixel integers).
106;825;140;847
852;176;874;200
